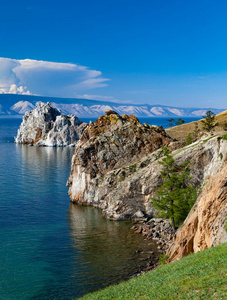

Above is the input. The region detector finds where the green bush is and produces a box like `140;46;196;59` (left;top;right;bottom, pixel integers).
159;253;169;265
119;174;125;182
129;164;137;173
223;133;227;140
185;133;193;145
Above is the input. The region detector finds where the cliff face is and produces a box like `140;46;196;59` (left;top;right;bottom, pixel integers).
67;111;172;219
67;110;227;220
15;102;87;146
167;163;227;262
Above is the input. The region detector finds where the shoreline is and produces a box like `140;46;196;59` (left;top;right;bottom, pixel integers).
130;217;174;275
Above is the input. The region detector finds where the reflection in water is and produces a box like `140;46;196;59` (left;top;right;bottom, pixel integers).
16;143;75;172
0;125;158;299
68;204;158;292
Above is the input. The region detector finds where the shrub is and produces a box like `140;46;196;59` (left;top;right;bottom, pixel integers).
159;253;169;265
129;164;137;173
185;133;193;145
119;174;125;182
223;133;227;140
223;122;227;131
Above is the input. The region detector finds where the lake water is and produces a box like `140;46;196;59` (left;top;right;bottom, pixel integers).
0;116;200;300
81;116;201;129
0;118;159;300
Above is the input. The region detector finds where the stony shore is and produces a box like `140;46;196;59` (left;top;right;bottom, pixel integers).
130;217;175;274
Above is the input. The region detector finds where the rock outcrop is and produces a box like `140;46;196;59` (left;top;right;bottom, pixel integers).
67;111;172;218
167;163;227;262
15;102;87;146
67;110;227;221
67;110;227;220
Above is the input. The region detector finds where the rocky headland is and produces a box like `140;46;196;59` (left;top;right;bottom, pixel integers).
67;110;173;220
15;102;87;146
67;110;227;222
66;109;227;264
16;104;227;266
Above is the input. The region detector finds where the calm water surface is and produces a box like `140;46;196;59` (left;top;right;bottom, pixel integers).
0;116;200;299
0;118;160;300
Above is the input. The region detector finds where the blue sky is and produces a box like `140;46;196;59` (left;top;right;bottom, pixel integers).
0;0;227;108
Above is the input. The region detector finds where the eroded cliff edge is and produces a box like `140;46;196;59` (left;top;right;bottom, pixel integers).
15;102;87;146
167;162;227;262
67;110;227;221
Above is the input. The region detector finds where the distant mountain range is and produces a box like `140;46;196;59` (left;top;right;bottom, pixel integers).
0;94;224;118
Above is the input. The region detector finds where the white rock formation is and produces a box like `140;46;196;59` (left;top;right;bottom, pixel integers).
15;102;87;146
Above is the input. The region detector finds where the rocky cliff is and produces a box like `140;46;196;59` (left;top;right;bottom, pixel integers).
15;102;87;146
67;110;227;221
67;110;172;219
167;162;227;262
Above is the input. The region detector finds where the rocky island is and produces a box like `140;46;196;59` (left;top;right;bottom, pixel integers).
15;102;87;146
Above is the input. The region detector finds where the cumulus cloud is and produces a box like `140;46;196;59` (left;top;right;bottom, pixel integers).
0;57;109;97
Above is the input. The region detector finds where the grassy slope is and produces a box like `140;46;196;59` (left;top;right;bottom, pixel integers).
166;110;227;141
79;243;227;300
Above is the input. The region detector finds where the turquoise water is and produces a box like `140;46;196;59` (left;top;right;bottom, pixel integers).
0;116;200;299
0;119;159;300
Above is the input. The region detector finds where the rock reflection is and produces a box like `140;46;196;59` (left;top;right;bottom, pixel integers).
15;144;75;187
15;144;75;168
68;203;158;289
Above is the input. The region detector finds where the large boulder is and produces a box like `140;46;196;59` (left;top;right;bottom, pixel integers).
15;102;87;146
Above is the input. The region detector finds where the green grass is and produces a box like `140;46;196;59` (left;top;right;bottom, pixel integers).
78;243;227;300
223;133;227;140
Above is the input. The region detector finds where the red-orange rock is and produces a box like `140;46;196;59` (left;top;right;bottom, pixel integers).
167;164;227;262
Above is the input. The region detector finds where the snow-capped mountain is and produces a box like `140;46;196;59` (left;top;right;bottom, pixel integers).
10;101;35;114
0;94;224;118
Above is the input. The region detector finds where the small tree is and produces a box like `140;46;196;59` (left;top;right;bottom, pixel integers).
175;118;185;126
151;147;196;232
223;122;227;131
201;110;219;132
167;118;175;127
193;121;200;140
185;133;193;145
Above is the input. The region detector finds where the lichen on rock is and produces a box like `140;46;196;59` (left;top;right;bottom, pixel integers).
67;110;173;219
67;112;227;222
15;102;87;146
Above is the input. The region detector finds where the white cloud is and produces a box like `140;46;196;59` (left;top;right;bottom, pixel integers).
77;94;133;104
78;94;116;101
0;57;109;97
